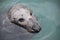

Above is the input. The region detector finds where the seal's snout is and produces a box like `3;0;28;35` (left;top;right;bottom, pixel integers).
27;18;41;33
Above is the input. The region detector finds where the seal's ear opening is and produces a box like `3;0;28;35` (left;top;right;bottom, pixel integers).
30;13;32;15
29;8;33;16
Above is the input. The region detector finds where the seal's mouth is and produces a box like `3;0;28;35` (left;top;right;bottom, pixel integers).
25;23;41;33
28;26;41;33
32;27;41;33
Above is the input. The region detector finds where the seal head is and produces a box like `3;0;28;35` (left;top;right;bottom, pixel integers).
8;4;41;33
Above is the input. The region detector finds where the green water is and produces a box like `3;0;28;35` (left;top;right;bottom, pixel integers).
0;0;60;40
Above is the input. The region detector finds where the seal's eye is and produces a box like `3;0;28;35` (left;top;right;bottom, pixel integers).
19;18;25;22
30;13;32;15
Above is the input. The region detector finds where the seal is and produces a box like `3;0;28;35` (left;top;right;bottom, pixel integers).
7;4;41;33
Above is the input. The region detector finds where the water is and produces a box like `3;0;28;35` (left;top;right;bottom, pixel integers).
0;0;60;40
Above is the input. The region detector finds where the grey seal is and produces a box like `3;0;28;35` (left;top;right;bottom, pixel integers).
8;4;41;33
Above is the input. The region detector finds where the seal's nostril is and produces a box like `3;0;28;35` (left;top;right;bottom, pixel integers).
19;18;25;22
